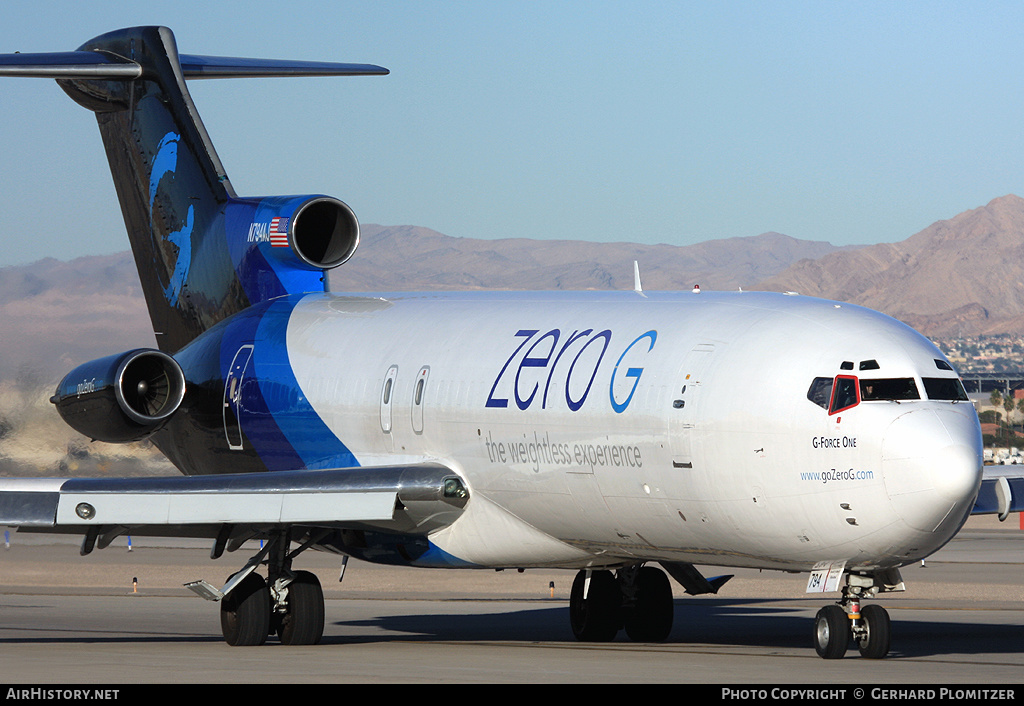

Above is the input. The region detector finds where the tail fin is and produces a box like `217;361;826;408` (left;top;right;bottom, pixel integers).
0;26;387;352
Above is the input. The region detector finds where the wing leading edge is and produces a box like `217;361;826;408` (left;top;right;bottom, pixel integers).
0;463;468;545
972;467;1024;521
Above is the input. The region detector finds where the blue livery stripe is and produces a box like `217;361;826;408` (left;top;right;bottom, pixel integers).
221;296;358;471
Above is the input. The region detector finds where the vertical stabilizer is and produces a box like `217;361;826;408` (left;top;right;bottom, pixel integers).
0;26;386;352
60;27;242;351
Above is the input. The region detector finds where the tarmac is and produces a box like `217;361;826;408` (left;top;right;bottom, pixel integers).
0;515;1020;684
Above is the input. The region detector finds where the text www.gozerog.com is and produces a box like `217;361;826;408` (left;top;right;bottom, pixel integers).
800;468;874;484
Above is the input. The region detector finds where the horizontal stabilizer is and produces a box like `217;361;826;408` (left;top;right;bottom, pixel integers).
0;463;467;540
0;26;391;353
0;50;387;80
0;51;141;78
179;54;389;79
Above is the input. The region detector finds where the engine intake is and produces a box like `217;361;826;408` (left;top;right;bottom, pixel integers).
290;197;360;269
52;349;186;443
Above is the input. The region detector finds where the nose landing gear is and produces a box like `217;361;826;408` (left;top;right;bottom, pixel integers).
813;572;895;659
856;603;892;659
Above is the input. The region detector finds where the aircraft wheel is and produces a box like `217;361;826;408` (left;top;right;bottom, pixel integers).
856;604;890;659
813;605;849;659
220;573;270;646
623;566;674;642
278;570;325;645
569;569;621;641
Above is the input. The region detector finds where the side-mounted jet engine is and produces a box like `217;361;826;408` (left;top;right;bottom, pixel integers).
51;349;186;443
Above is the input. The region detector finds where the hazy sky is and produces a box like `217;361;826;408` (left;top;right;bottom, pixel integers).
2;1;1024;266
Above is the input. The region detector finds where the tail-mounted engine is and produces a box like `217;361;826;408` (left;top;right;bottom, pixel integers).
227;194;360;301
246;195;359;270
287;196;360;270
52;349;186;443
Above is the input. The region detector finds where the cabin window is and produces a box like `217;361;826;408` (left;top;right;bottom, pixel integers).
412;366;430;434
859;378;920;402
923;377;969;401
379;365;399;434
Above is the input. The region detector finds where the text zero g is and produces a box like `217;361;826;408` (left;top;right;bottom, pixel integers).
485;328;657;414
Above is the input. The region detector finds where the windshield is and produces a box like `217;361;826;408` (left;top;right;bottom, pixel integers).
809;372;969;415
923;377;969;401
830;376;859;414
859;378;920;402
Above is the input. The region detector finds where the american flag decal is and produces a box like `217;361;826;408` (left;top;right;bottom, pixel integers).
270;217;289;247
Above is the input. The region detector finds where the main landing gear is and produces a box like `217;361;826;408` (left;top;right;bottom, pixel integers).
569;564;675;642
219;568;325;646
813;572;893;659
188;529;328;646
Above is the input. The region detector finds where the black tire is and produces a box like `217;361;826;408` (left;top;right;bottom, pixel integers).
813;604;849;659
220;573;270;646
569;569;621;642
278;570;325;646
623;566;674;642
857;604;891;659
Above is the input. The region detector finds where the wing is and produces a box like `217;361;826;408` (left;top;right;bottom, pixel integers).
972;466;1024;521
0;463;468;551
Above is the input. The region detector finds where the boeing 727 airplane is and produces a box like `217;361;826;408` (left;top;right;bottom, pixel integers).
0;26;1021;657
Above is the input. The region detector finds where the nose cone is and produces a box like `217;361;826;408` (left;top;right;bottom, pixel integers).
882;407;983;534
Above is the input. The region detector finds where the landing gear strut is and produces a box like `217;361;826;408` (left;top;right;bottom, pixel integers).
203;529;327;646
569;564;674;642
813;572;892;659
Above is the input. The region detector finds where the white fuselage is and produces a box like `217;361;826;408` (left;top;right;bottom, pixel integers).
282;290;983;572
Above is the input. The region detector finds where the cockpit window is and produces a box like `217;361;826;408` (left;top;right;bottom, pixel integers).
859;378;920;402
806;377;833;410
830;376;860;415
923;377;969;401
810;372;967;413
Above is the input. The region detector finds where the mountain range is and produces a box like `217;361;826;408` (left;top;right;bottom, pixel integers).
758;195;1024;337
4;194;1024;383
